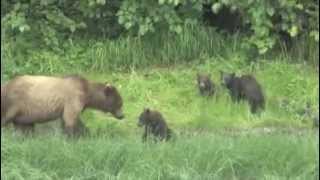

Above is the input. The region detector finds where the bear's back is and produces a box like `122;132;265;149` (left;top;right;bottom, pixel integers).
7;75;86;100
3;75;89;122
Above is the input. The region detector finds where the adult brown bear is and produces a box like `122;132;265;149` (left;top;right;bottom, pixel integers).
1;75;124;136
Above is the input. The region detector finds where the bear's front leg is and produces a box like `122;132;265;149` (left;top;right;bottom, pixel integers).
63;101;83;137
75;119;89;137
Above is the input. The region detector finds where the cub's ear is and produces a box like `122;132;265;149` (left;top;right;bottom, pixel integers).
144;108;151;114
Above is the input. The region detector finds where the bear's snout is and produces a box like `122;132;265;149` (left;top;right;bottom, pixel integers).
113;109;124;120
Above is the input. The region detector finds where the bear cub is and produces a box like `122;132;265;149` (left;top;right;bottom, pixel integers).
220;71;265;113
138;108;172;142
197;73;215;96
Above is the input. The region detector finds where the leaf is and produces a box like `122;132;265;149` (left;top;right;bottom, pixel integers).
139;25;148;35
174;0;180;6
124;22;132;29
19;26;25;32
310;31;319;42
315;33;319;42
70;25;76;33
230;5;237;13
88;0;95;7
118;16;125;24
289;26;298;37
78;22;87;28
158;0;165;5
211;3;222;14
267;7;275;16
221;0;230;5
100;0;106;5
258;47;268;54
296;4;303;10
24;24;31;31
174;25;182;34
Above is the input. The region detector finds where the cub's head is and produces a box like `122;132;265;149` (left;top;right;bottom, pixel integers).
220;71;235;87
138;108;152;127
197;73;211;89
93;83;124;120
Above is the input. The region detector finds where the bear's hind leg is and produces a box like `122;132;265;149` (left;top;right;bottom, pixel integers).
13;122;35;135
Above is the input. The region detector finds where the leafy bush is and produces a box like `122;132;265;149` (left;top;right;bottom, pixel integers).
2;0;319;54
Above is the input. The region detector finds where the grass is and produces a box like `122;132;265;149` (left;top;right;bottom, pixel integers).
3;25;318;80
2;25;227;77
77;59;318;133
1;129;318;180
1;58;318;179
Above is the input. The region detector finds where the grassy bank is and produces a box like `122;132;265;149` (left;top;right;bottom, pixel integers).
75;59;318;133
2;59;318;180
2;59;318;133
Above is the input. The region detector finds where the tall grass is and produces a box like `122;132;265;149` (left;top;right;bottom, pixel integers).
3;25;318;81
0;25;289;78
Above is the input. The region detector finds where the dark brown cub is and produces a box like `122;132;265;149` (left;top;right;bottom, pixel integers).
220;71;265;114
138;108;172;142
197;73;215;96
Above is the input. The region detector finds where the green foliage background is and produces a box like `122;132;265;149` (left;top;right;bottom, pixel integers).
1;0;319;65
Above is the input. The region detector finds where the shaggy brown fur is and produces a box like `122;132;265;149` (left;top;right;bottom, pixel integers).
138;108;172;142
1;75;124;136
220;71;265;114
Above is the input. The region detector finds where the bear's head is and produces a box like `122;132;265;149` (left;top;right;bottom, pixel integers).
220;71;235;87
103;85;124;120
90;83;124;120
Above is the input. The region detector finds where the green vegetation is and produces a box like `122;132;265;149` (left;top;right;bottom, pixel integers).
1;129;318;179
1;59;318;179
76;60;318;133
2;0;319;54
2;24;319;81
1;0;319;179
